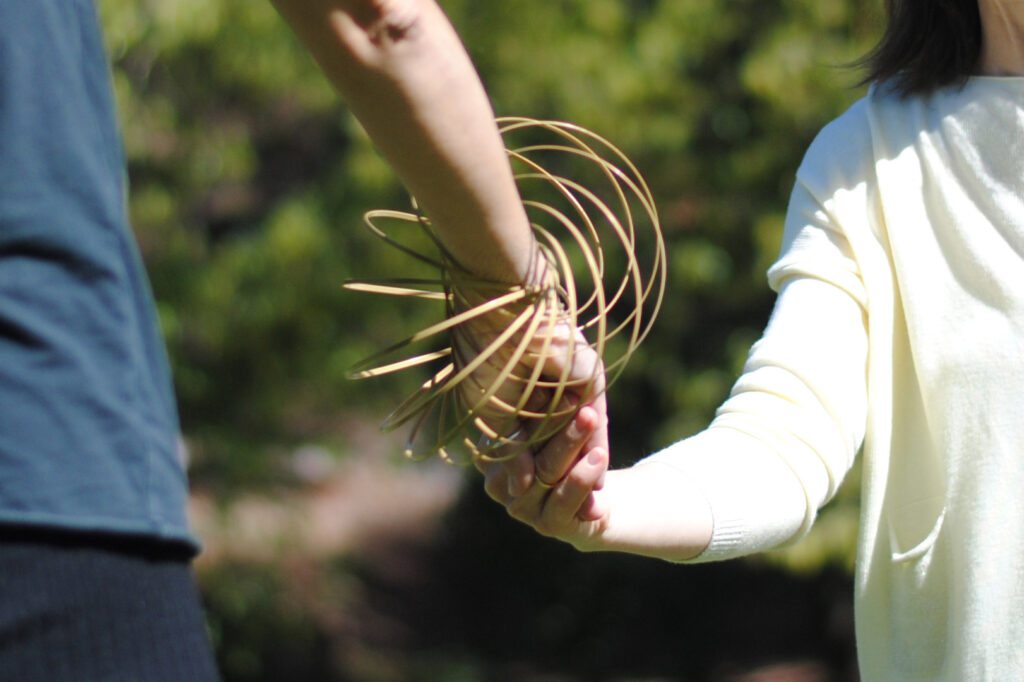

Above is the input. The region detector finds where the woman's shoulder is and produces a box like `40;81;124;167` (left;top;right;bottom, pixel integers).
796;93;877;195
799;76;1016;182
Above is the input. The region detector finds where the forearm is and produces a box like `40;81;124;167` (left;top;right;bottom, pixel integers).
579;461;714;563
636;275;868;562
271;0;535;283
493;274;865;563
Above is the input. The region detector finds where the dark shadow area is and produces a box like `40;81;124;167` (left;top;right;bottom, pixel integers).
349;482;858;681
203;480;858;681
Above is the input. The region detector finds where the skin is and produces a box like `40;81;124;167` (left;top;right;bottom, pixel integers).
270;0;536;283
270;0;609;504
978;0;1024;75
476;403;713;562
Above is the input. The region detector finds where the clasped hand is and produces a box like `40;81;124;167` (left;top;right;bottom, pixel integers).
462;316;614;550
463;316;713;562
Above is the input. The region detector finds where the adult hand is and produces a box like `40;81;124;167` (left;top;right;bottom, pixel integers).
452;251;607;447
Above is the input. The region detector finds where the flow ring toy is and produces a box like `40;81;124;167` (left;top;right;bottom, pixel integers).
344;117;666;464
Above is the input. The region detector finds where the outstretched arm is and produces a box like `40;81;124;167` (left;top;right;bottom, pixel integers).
479;273;868;563
477;404;714;562
272;0;609;465
270;0;535;283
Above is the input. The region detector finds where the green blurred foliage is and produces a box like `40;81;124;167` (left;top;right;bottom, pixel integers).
202;561;339;681
100;0;440;492
99;0;879;584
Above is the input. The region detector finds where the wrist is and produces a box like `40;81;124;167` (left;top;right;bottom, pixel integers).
591;463;714;562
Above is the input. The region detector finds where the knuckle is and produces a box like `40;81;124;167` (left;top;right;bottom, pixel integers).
505;497;532;521
534;464;560;487
509;449;534;476
483;476;507;503
565;465;590;489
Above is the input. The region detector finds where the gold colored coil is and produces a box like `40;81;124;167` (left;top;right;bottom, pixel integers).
344;117;666;464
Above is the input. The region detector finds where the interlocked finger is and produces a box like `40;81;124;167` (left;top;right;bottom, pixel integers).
532;399;605;491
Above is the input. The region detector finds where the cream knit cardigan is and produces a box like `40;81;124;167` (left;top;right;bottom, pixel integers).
644;78;1024;679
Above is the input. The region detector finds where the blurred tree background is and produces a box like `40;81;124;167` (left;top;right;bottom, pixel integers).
99;0;879;679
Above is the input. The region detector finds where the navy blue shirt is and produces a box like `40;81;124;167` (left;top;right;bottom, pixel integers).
0;0;194;549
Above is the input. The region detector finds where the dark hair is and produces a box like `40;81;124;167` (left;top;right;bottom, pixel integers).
859;0;983;95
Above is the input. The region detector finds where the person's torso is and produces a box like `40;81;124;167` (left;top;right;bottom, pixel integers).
0;0;194;548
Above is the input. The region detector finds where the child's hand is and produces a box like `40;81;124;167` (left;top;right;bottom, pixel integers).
475;402;614;550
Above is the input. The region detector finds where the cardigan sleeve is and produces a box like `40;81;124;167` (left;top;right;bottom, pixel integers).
640;176;870;562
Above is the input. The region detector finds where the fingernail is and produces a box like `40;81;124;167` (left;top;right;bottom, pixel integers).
587;447;605;466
